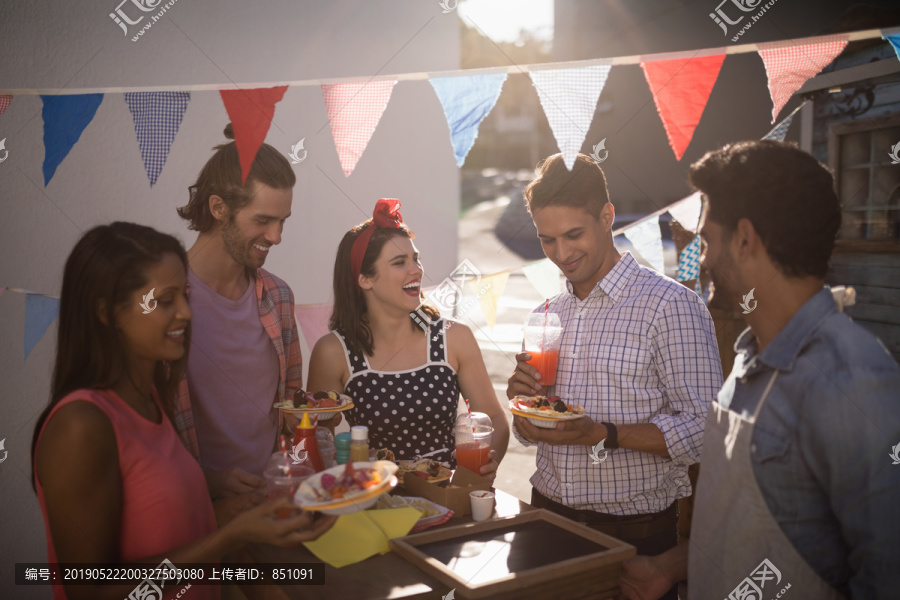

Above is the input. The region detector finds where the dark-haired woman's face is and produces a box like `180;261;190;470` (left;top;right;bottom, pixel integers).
115;252;191;367
359;236;423;313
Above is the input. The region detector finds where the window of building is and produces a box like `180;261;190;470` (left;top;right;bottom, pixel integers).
829;114;900;241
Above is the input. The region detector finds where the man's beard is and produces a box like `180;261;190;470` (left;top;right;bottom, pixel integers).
706;253;742;311
222;217;262;269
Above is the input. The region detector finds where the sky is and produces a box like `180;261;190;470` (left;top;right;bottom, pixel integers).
457;0;554;42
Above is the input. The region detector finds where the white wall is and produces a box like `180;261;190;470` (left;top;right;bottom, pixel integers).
0;1;459;594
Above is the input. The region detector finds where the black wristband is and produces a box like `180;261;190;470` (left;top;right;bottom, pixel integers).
601;422;618;449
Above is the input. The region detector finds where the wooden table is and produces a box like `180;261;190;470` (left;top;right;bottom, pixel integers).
242;489;533;600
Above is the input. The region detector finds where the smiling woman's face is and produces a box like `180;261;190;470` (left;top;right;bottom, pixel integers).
115;252;192;366
359;235;424;313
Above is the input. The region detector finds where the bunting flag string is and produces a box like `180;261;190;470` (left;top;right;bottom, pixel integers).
469;271;510;331
322;81;397;177
41;93;104;185
220;86;288;184
521;258;563;300
763;101;806;141
530;65;611;170
124;91;191;186
430;73;507;167
2;27;892;190
641;54;725;161
758;35;848;123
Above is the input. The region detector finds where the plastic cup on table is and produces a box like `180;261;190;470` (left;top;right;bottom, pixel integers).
469;490;495;521
523;313;563;387
317;427;337;469
454;412;493;476
263;464;315;518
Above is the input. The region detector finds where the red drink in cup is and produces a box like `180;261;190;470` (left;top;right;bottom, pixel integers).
454;412;493;476
456;441;491;473
524;313;563;388
525;350;560;386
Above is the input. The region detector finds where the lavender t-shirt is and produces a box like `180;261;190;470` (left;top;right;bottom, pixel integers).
187;268;280;475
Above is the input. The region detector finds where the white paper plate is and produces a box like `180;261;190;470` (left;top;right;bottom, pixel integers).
294;461;398;515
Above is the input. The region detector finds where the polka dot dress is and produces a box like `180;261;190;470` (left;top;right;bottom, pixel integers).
335;319;459;466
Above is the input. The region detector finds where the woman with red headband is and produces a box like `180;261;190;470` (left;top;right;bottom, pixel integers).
307;199;509;480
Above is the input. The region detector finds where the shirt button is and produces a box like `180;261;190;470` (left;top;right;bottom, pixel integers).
739;377;747;384
565;483;572;489
571;353;577;358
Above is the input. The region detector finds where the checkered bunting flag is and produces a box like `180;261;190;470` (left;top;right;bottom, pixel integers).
0;95;12;117
322;81;397;177
757;35;847;123
530;65;611;170
124;92;191;186
677;236;701;282
763;101;805;141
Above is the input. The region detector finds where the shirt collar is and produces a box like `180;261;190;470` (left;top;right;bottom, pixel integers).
564;252;637;304
734;287;837;372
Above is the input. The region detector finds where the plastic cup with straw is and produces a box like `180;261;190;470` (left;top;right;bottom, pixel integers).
524;299;563;387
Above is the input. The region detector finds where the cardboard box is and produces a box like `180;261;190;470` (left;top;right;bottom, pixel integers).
403;466;491;517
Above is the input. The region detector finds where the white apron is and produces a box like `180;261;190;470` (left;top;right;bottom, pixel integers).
689;371;846;600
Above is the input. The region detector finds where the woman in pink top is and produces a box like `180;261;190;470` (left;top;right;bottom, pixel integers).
31;223;336;600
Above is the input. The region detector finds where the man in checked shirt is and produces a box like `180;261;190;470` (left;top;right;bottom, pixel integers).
507;152;723;600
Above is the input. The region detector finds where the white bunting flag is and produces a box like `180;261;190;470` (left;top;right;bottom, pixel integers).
623;216;665;274
530;65;611;170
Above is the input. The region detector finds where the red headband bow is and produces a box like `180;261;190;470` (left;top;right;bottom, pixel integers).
351;199;404;293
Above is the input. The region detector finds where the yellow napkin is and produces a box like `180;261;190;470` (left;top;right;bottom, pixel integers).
302;508;422;568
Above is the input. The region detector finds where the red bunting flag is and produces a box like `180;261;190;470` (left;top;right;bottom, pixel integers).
0;95;11;117
322;81;397;177
641;54;725;161
219;86;288;184
758;35;847;123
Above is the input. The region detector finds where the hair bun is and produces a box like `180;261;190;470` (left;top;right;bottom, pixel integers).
223;123;235;140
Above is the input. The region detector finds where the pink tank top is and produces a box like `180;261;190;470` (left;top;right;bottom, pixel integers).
34;388;219;600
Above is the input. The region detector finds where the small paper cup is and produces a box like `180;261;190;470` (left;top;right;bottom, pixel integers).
469;490;495;521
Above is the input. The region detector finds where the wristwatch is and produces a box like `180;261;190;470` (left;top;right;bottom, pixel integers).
601;422;618;449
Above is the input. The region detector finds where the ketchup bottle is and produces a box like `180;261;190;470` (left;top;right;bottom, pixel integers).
293;412;324;472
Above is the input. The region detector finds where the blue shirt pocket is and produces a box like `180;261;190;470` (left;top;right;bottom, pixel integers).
751;425;800;521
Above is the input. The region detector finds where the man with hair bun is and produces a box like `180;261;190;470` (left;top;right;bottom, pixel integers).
174;123;301;501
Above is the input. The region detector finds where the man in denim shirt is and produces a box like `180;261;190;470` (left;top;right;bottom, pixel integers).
617;141;900;600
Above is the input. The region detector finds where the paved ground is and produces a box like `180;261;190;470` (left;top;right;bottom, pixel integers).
455;195;546;504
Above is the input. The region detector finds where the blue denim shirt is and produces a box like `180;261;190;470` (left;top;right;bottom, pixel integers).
719;288;900;598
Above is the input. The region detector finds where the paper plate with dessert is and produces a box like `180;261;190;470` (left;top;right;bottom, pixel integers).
510;395;587;429
274;390;354;419
293;460;398;515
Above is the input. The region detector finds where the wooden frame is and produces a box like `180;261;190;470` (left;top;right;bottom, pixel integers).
389;509;636;600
